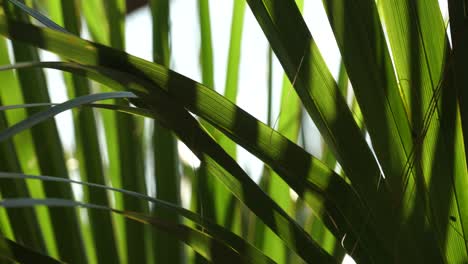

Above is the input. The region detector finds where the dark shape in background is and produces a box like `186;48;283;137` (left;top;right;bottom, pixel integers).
126;0;148;14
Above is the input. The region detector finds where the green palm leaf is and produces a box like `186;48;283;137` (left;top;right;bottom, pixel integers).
0;1;466;263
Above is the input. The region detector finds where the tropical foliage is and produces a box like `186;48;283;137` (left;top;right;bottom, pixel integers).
0;0;466;263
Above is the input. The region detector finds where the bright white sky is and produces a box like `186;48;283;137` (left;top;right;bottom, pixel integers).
41;1;449;263
120;0;448;184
